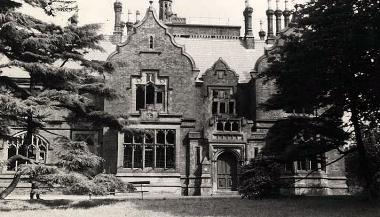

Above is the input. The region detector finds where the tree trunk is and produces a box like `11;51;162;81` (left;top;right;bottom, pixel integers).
0;173;22;199
0;155;35;200
349;97;373;196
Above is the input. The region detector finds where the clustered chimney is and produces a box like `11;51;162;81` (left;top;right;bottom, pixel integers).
275;0;283;36
266;0;275;44
113;0;124;44
266;0;293;44
126;9;134;32
243;0;255;49
159;0;173;22
136;10;141;23
283;0;291;27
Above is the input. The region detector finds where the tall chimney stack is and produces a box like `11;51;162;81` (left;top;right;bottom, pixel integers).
275;0;283;36
113;0;124;44
136;10;141;24
266;0;275;44
243;0;255;49
283;0;291;27
126;9;134;33
243;0;254;37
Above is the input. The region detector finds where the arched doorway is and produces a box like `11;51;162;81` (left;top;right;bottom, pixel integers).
217;152;238;191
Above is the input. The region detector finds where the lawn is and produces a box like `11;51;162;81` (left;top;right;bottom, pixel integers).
0;196;379;217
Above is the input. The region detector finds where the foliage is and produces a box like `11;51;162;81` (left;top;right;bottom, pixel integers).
258;0;380;196
93;174;135;193
0;0;126;199
346;129;380;196
239;156;281;199
10;138;128;196
263;115;348;161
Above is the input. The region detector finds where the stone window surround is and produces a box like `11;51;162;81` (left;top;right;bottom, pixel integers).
132;71;169;113
3;131;49;173
117;124;181;173
148;34;155;49
123;129;175;170
283;156;327;174
210;88;236;115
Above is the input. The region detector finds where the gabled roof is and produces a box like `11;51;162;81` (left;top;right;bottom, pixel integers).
174;38;266;83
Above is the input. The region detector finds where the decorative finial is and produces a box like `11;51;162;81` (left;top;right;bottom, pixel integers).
268;0;273;10
245;0;252;8
285;0;289;10
276;0;280;10
149;0;153;5
128;9;132;21
258;20;267;40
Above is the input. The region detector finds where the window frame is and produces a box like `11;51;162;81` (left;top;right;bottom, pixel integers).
135;73;167;112
123;129;176;170
211;88;236;115
148;35;155;49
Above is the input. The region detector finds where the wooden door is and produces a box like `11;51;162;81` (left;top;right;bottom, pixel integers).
217;152;237;190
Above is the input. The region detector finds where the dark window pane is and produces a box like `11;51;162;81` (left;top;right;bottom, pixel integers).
27;146;36;160
149;36;154;49
146;84;155;105
219;102;226;114
145;131;154;144
124;131;133;143
136;85;145;110
157;130;165;144
311;158;318;171
212;102;218;114
217;122;224;131
212;90;218;98
166;130;175;144
134;133;143;144
7;145;17;171
156;146;165;168
225;122;232;131
123;145;133;168
145;146;154;167
166;146;175;168
196;147;201;165
232;122;239;131
134;146;143;168
229;102;235;114
156;91;163;104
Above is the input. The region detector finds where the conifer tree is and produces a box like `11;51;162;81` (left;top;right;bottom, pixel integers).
0;0;126;199
259;0;380;196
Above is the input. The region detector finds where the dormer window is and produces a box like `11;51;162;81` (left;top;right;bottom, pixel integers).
149;36;154;49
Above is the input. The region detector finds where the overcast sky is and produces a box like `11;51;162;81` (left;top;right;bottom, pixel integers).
25;0;306;37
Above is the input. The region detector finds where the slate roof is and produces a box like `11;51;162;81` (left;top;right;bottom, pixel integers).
174;37;267;83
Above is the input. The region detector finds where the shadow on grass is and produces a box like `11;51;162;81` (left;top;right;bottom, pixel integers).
127;196;380;217
0;198;127;212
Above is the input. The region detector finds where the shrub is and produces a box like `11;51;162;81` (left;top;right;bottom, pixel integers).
239;156;281;199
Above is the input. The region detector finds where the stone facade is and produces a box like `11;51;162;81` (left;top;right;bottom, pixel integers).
0;1;348;196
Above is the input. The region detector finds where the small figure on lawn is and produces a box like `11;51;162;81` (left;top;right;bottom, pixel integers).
30;180;41;200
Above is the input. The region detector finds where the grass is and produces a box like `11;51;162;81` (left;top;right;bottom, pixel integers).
0;196;379;217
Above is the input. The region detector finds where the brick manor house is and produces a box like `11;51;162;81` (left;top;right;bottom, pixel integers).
0;0;347;196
